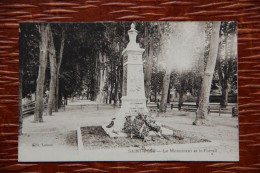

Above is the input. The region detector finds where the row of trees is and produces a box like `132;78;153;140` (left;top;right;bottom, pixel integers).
20;24;65;124
19;22;237;130
153;21;237;125
20;23;130;127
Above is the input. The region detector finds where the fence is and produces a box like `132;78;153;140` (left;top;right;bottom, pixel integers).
150;102;237;116
22;101;119;117
22;101;36;116
22;101;237;117
22;101;65;117
63;103;120;111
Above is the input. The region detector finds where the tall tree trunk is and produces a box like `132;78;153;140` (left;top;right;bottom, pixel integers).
154;86;157;102
145;42;153;103
106;87;109;104
221;80;228;107
90;71;96;101
109;83;114;104
114;73;118;103
196;78;202;108
144;25;153;103
193;22;221;126
178;78;185;110
47;28;57;116
19;56;23;135
196;89;200;108
55;79;59;110
167;83;171;103
55;30;65;111
218;49;229;108
158;22;171;112
117;64;122;103
159;69;171;112
34;24;49;122
113;57;118;103
178;90;184;110
97;53;103;103
220;25;232;108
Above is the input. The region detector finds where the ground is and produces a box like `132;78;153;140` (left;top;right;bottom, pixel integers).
81;126;210;150
19;100;239;161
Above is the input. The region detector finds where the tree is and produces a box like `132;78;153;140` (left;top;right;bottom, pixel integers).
157;22;206;112
93;23;128;104
20;24;41;99
34;23;50;122
144;23;154;103
216;22;237;108
159;68;171;112
47;27;57;116
19;24;40;133
58;23;106;102
96;53;108;103
55;29;65;111
196;22;213;107
176;73;188;110
193;22;221;126
158;22;172;112
151;70;164;102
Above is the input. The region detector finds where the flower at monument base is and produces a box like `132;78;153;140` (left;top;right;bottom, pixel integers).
123;113;162;141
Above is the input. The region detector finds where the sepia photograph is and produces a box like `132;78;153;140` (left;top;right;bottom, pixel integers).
18;21;238;162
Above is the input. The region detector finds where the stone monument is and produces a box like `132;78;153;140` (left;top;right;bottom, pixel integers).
102;23;172;137
121;23;148;116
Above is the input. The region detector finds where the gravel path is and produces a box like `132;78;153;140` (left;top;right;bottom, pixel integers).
19;102;238;161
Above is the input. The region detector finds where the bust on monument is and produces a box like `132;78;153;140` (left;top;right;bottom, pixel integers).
126;23;140;50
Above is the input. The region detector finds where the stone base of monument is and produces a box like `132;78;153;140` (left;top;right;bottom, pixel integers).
101;103;174;138
102;124;128;138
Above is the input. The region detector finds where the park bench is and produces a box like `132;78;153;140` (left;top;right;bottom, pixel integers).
177;104;234;117
232;107;238;117
22;101;36;117
150;107;159;112
22;101;61;117
180;104;197;112
208;105;230;116
148;103;160;112
170;103;178;109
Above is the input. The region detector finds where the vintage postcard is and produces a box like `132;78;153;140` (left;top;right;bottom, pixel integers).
18;22;238;161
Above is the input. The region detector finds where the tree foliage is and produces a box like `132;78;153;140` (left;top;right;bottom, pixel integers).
20;22;237;118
